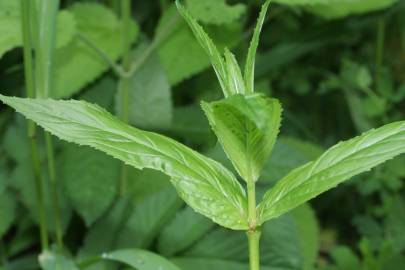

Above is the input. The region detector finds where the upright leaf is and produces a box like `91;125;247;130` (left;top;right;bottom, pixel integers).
244;0;271;94
175;1;229;96
258;121;405;224
202;93;282;182
0;95;248;230
224;48;246;95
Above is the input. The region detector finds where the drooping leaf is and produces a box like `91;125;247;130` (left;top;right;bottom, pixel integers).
0;95;248;230
39;251;79;270
158;206;215;256
175;1;229;96
185;0;246;25
52;3;139;98
116;44;172;129
0;0;76;58
244;0;271;94
258;121;405;224
61;143;119;227
202;93;282;182
102;249;181;270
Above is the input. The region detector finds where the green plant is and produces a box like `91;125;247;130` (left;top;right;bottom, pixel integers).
0;1;404;269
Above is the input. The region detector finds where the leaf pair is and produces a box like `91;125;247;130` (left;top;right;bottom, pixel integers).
176;0;271;97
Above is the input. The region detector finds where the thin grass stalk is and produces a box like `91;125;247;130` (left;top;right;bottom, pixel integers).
33;0;63;249
118;0;132;196
20;0;49;251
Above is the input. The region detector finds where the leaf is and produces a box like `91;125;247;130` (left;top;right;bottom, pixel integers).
172;258;285;270
305;0;399;19
117;188;183;248
52;3;139;98
224;48;246;95
202;93;282;182
0;95;248;230
157;4;242;86
115;44;172;129
158;206;215;256
258;121;405;224
0;0;76;58
39;251;79;270
102;249;181;270
61;143;119;227
244;0;271;94
185;0;246;25
175;1;229;96
0;191;16;238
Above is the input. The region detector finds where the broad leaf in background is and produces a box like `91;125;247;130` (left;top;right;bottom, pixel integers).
173;258;287;270
61;143;119;227
116;44;172;129
117;188;183;248
0;0;76;58
0;190;16;238
39;251;79;270
158;206;215;256
52;3;139;98
0;95;248;230
258;121;405;224
202;94;281;182
305;0;399;19
185;0;245;25
102;249;181;270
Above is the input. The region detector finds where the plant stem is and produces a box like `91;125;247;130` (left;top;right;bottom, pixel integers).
20;0;49;251
246;180;260;270
118;0;132;196
247;229;261;270
33;0;63;250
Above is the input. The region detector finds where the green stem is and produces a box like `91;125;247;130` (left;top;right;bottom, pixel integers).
30;138;49;250
20;0;49;251
118;0;132;196
247;230;261;270
246;180;260;270
374;18;385;87
45;133;63;249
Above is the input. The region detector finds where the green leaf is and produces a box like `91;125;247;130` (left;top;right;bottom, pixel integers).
202;93;282;182
0;95;248;230
244;0;271;94
102;249;181;270
175;1;229;96
305;0;399;19
115;44;172;129
157;4;242;85
172;258;283;270
0;0;76;58
158;206;215;256
61;144;119;227
224;48;246;95
52;3;139;98
185;0;245;25
39;251;79;270
258;121;405;224
117;188;183;248
0;191;16;238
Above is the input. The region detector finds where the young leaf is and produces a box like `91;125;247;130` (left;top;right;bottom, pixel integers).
175;0;230;97
258;121;405;224
102;249;181;270
202;93;282;182
244;0;271;94
224;48;246;95
39;251;79;270
0;95;248;230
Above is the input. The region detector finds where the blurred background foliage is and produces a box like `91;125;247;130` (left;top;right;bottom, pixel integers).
0;0;404;269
